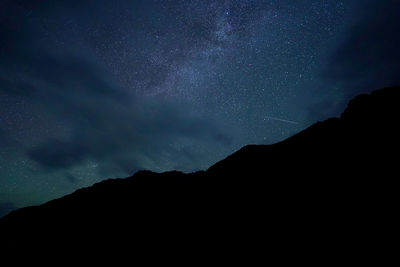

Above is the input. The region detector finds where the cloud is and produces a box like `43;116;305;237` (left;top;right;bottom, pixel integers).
0;0;231;175
65;174;78;184
323;0;400;96
304;0;400;122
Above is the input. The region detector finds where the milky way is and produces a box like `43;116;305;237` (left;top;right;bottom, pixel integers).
1;0;399;214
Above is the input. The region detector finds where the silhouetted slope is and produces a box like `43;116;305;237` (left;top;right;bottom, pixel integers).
1;86;399;263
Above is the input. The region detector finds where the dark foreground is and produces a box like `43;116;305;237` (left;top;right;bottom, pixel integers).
1;86;398;263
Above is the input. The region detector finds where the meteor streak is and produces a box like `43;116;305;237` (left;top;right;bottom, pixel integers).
264;116;299;125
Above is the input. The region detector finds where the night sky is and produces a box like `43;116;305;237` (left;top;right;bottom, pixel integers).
1;0;399;215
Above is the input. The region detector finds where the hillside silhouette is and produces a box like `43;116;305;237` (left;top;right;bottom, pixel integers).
1;86;399;263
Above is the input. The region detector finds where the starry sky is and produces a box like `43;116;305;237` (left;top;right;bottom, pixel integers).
1;0;399;215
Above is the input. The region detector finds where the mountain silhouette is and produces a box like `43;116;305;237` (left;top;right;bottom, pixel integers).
0;86;398;263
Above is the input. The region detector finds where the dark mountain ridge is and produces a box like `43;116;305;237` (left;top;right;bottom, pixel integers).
1;86;399;263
